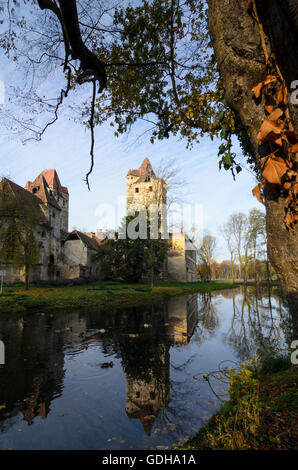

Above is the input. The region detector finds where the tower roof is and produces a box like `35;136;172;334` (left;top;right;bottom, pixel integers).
41;169;62;190
0;178;49;225
26;174;61;210
127;158;156;181
41;169;69;198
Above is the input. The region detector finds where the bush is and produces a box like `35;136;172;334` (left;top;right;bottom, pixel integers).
260;354;291;374
133;287;152;292
14;295;27;301
22;300;46;309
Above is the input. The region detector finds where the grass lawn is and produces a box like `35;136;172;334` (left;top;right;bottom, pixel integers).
178;355;298;450
0;280;239;314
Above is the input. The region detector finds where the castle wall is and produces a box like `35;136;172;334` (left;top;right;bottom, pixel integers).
168;234;197;282
167;251;187;282
60;239;100;279
185;250;197;282
55;194;69;233
126;178;166;212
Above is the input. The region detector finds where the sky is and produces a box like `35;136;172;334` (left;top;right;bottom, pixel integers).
0;49;262;263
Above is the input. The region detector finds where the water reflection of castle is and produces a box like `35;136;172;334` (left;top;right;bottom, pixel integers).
167;295;198;344
0;295;198;435
125;343;170;435
0;289;292;442
125;294;198;434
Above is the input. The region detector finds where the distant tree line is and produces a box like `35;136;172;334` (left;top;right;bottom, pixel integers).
197;208;275;283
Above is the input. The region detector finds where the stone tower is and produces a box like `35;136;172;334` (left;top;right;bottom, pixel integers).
41;170;69;233
126;158;167;215
25;169;69;234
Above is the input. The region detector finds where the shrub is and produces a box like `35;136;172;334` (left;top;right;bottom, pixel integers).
133;287;152;292
260;354;291;374
22;300;46;309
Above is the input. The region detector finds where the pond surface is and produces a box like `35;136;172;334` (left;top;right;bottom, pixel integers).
0;287;294;450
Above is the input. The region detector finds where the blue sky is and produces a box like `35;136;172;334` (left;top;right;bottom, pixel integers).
0;59;262;262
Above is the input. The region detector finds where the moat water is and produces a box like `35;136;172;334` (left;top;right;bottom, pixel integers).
0;287;294;450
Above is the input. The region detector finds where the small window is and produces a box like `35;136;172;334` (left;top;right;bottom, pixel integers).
145;176;150;182
33;187;38;194
136;391;140;398
149;186;153;191
150;391;156;400
135;188;139;193
53;212;55;218
42;231;46;238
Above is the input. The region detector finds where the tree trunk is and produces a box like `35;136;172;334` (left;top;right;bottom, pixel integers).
231;255;234;284
208;0;298;316
25;265;30;290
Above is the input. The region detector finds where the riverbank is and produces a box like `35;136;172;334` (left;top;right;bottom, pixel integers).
0;280;239;314
179;356;298;450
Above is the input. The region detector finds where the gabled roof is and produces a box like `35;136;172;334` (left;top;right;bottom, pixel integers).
41;169;60;190
126;405;157;436
42;169;69;199
127;158;156;181
65;230;100;251
26;174;61;210
0;178;49;225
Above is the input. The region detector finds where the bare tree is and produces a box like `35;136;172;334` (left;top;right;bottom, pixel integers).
154;157;188;209
225;213;248;281
197;233;216;281
219;223;236;283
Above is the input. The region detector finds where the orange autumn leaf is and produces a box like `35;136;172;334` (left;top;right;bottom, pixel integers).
252;183;264;204
277;85;288;104
293;183;298;196
262;156;288;185
257;119;282;145
265;104;274;114
263;75;277;86
284;213;297;227
252;82;263;99
286;169;296;179
267;108;283;121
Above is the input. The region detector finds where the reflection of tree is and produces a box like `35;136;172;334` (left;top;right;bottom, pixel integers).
223;287;293;361
193;293;219;345
0;314;66;432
